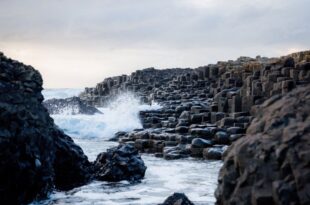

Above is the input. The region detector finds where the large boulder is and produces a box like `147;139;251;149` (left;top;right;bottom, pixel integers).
160;193;195;205
215;85;310;205
0;53;91;204
191;138;214;148
52;129;92;190
94;144;146;182
43;96;101;115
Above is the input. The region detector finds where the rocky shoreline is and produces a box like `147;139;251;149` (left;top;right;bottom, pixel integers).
79;50;310;204
0;53;146;205
80;51;310;162
0;50;309;205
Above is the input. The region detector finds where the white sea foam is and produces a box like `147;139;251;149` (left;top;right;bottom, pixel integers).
34;152;222;205
38;88;221;205
51;92;161;139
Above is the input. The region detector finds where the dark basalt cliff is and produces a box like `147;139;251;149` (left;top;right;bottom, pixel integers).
0;52;151;204
215;84;310;205
0;53;91;204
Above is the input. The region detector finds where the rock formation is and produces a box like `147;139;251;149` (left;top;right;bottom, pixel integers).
0;52;94;204
215;84;310;205
43;96;101;115
80;67;193;106
1;49;309;204
84;50;310;161
160;193;195;205
94;144;146;182
0;53;147;204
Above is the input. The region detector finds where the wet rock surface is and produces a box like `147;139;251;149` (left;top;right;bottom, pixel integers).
0;53;149;204
160;193;195;205
93;144;146;182
215;84;310;205
79;50;310;204
0;53;92;204
43;96;101;115
53;130;92;190
82;50;310;162
1;50;310;204
80;67;193;107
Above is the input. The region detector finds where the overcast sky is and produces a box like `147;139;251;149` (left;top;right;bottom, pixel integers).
0;0;309;88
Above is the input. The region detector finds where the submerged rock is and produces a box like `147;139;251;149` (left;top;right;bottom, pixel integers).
160;193;195;205
94;144;147;182
0;53;91;204
215;85;310;205
43;96;101;115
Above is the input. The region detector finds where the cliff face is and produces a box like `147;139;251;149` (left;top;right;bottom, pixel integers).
215;84;310;205
0;53;91;204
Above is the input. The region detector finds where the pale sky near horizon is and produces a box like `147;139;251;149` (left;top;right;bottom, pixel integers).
0;0;309;88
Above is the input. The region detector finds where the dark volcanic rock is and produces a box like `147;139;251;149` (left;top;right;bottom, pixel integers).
79;50;310;161
53;129;92;190
94;144;146;182
215;85;310;205
163;145;190;160
80;67;193;107
43;96;101;115
203;146;227;160
108;131;128;142
191;138;214;148
160;193;195;205
0;53;91;204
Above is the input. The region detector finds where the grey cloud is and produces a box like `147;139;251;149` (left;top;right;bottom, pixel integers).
0;0;309;87
1;0;309;47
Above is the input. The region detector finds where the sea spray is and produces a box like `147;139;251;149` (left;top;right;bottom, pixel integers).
99;92;161;138
51;92;161;139
40;89;221;204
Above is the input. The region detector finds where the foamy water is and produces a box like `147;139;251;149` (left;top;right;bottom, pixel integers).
35;89;222;205
52;92;161;139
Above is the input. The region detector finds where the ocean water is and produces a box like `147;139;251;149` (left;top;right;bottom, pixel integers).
43;88;84;100
36;89;222;205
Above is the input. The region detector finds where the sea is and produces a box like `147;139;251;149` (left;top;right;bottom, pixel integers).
33;88;222;205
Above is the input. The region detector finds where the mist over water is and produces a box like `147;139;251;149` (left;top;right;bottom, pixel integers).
38;89;221;205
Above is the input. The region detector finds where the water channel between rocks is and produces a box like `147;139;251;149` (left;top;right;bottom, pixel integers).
34;89;222;205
